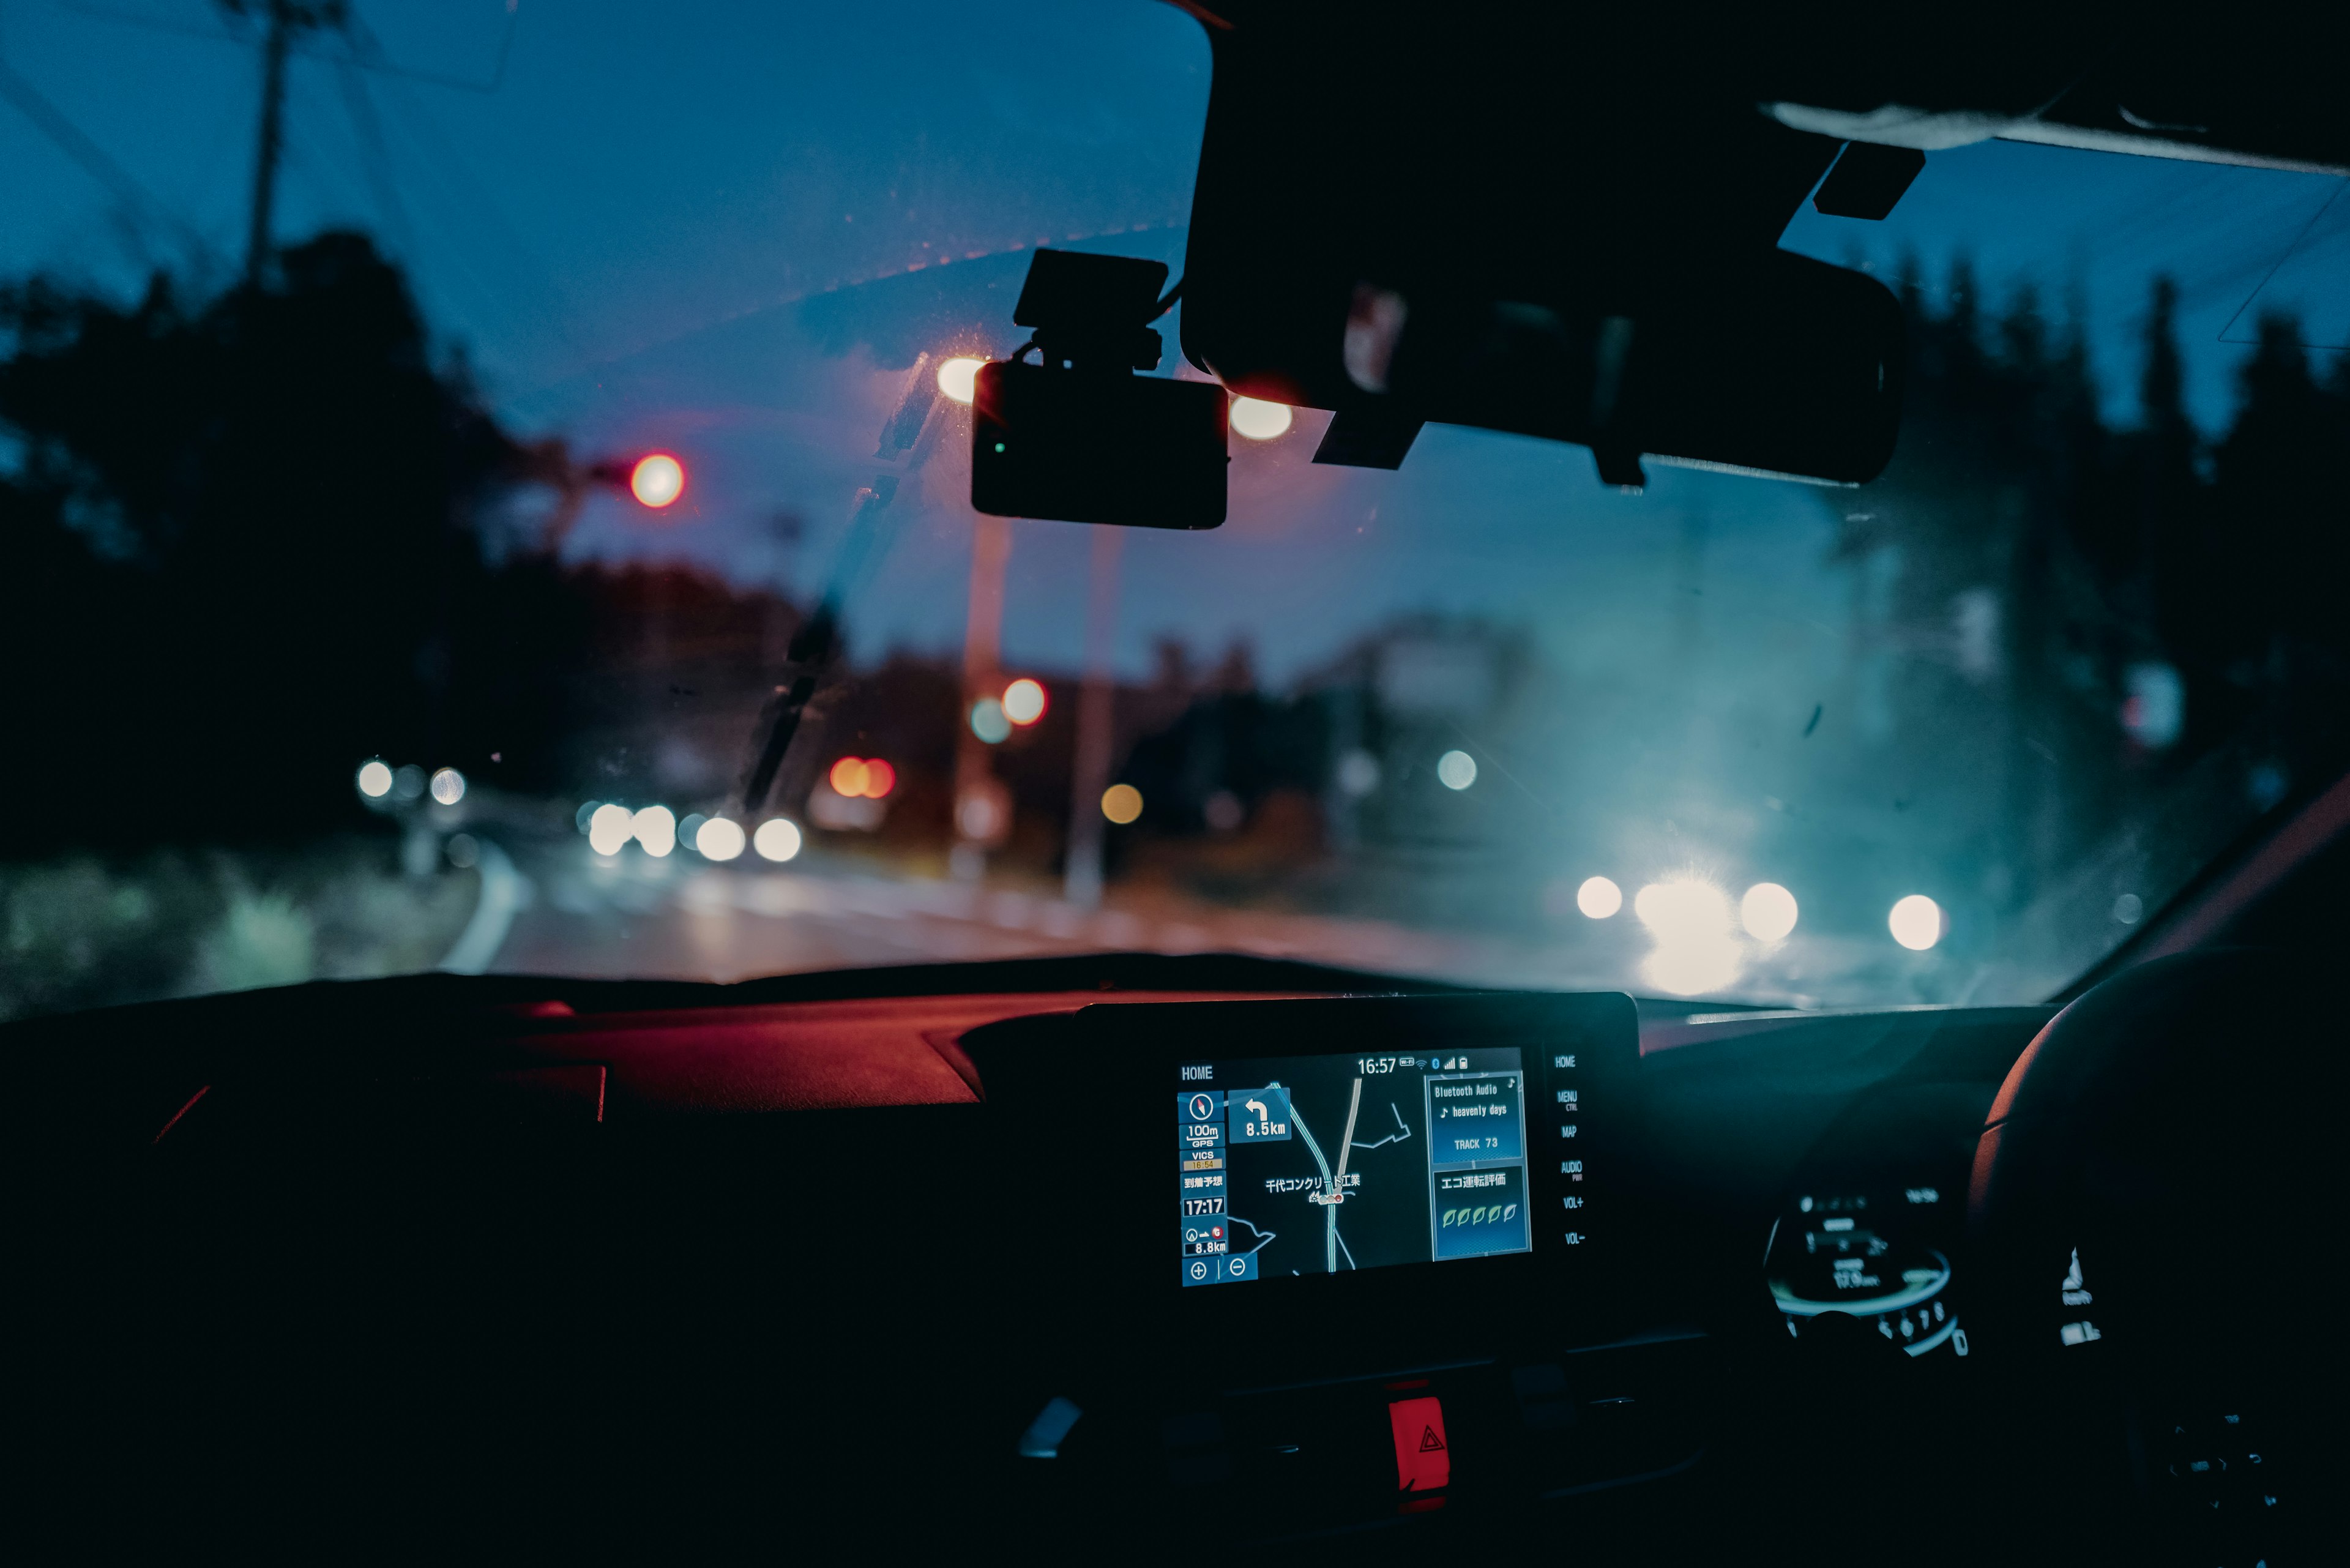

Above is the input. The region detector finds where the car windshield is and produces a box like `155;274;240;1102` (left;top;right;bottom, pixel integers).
4;2;2346;1020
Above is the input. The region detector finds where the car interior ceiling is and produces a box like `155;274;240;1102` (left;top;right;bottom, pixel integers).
10;3;2348;1562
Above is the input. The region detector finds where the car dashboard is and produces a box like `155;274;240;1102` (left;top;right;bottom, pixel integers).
10;957;2313;1561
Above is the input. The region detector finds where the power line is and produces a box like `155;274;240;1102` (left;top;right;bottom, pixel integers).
47;0;518;286
332;55;416;259
0;40;217;269
302;0;520;93
2216;183;2348;349
350;34;587;356
62;0;520;92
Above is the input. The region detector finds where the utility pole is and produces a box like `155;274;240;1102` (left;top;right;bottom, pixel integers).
224;0;347;283
950;513;1013;879
1063;526;1124;907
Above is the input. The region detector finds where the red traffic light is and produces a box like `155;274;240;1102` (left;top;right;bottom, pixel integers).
828;757;896;799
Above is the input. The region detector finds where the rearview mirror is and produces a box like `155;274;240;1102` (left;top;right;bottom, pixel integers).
1370;251;1904;487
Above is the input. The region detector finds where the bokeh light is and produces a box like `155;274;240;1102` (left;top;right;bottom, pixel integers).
1002;678;1047;725
825;756;897;799
629;453;685;508
1229;396;1294;441
429;766;466;805
356;760;393;798
633;804;677;857
956;791;1003;840
588;803;633;856
753;818;802;862
936;357;983;405
1644;939;1746;997
1889;895;1944;951
1101;783;1144;824
696;816;747;861
971;696;1011;744
1635;878;1730;939
1634;877;1744;996
1437;750;1478;790
1740;882;1799;942
1203;790;1244;832
1576;876;1622;918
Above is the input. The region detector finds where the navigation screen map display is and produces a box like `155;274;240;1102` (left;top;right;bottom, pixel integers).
1177;1047;1532;1287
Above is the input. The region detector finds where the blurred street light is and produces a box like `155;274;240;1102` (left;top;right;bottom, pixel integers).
588;803;633;856
633;804;677;857
1576;876;1622;918
1740;883;1799;942
356;760;393;798
1229;396;1294;440
936;357;984;405
696;817;747;861
1437;750;1478;790
1633;876;1744;996
956;788;1006;841
1002;678;1047;726
1890;895;1944;950
429;766;466;805
753;817;803;862
1102;783;1144;824
630;453;686;508
971;696;1012;744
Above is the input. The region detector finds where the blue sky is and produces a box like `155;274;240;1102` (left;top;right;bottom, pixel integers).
4;0;2341;689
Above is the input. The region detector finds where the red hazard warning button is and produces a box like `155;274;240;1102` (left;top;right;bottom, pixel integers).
1387;1395;1450;1492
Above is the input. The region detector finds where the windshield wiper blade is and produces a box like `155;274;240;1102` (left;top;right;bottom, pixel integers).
736;472;899;815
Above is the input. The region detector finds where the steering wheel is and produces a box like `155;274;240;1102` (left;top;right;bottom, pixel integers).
1966;950;2343;1564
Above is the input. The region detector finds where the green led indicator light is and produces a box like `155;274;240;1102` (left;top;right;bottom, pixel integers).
993;442;1006;453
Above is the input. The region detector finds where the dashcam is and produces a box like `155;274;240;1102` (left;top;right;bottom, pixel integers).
972;360;1226;530
969;250;1228;531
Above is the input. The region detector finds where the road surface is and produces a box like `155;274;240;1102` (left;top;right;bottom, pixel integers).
461;826;1619;990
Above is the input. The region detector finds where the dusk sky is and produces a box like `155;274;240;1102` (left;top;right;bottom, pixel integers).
6;0;2343;683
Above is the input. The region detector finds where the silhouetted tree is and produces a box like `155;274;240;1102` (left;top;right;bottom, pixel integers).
0;233;573;851
1827;263;2350;924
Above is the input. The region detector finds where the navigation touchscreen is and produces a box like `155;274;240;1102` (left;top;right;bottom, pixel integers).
1177;1047;1534;1287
